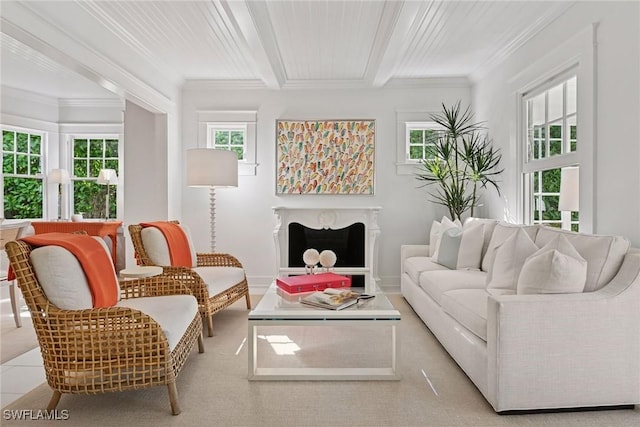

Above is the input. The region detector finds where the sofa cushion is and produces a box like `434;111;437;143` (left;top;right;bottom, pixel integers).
534;226;630;292
486;228;538;293
141;225;198;268
117;295;198;351
482;222;539;272
517;234;587;294
441;289;508;342
404;256;449;284
192;266;245;296
464;217;499;260
419;269;487;305
434;220;484;270
431;217;462;260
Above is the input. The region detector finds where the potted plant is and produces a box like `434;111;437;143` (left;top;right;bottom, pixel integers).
415;101;503;221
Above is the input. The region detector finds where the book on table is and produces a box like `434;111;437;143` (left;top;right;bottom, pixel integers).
300;288;374;311
276;272;352;294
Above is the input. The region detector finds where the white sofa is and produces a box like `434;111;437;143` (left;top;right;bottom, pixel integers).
401;220;640;412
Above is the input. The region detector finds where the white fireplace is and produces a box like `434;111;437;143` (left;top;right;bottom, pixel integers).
273;206;381;289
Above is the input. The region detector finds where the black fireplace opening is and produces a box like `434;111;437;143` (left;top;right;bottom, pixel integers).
288;222;365;285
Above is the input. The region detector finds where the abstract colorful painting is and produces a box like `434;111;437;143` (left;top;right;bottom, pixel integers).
276;120;375;195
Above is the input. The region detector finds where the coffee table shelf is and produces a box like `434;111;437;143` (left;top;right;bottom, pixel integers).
248;282;401;381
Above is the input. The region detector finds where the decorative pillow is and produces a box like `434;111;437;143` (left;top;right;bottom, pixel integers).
431;217;462;260
434;221;484;270
482;222;539;272
141;225;197;268
486;228;538;293
463;217;499;260
517;234;587;294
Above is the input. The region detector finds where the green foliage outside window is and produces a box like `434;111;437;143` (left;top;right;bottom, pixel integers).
3;129;43;219
72;138;118;219
214;129;244;160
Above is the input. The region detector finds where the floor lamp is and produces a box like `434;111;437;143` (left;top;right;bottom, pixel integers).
186;148;238;252
97;169;119;220
559;166;579;230
48;169;70;221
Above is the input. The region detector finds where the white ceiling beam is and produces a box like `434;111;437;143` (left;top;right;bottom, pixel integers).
371;0;427;87
0;2;175;114
364;0;405;86
221;0;285;89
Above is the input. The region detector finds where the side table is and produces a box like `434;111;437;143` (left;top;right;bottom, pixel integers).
119;266;163;280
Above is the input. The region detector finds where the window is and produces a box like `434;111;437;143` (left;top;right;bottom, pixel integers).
198;110;257;176
406;123;440;162
207;123;246;160
522;74;579;231
2;127;44;219
71;137;119;219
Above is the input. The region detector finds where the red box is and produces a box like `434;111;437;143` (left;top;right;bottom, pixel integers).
276;273;352;294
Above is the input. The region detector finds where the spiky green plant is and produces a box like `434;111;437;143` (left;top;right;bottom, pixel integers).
415;101;503;221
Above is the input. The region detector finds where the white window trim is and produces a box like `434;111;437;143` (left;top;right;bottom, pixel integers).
511;24;596;233
63;124;123;220
1;125;48;219
197;110;258;176
395;111;439;175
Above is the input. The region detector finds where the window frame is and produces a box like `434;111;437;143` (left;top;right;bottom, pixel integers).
520;71;579;230
197;110;257;176
1;125;47;219
405;122;442;164
396;111;442;175
206;122;247;161
68;132;122;220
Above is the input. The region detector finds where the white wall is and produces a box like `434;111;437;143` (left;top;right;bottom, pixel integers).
181;85;470;289
473;1;640;246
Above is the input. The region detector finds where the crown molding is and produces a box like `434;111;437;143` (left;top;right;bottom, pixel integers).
470;2;576;82
183;79;268;91
1;85;59;106
384;77;470;88
58;98;124;108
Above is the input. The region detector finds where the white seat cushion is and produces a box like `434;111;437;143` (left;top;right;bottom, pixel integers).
116;295;198;351
141;225;197;268
419;269;487;306
441;289;495;342
404;257;449;284
192;266;245;297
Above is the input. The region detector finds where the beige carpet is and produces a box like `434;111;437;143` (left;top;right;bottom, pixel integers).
2;294;639;427
0;284;37;364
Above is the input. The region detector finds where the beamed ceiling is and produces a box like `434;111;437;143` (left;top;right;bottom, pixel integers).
0;0;575;101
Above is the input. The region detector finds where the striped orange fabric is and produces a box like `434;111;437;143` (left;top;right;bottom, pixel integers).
140;222;192;267
20;233;118;308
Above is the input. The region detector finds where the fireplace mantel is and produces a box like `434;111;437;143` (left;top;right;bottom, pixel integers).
273;206;381;289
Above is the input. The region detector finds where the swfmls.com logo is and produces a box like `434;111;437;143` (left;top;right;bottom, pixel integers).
3;409;70;420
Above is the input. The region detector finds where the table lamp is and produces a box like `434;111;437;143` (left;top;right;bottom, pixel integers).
187;148;238;252
559;166;579;230
48;169;70;221
97;169;119;220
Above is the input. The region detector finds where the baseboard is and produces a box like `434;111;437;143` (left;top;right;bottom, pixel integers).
498;404;635;415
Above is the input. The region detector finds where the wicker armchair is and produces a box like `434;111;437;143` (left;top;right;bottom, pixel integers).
5;239;205;415
129;221;251;337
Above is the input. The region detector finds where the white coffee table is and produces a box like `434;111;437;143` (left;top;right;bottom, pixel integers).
247;282;401;381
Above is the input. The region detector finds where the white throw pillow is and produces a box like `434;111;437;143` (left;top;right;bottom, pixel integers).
486;228;538;293
141;225;197;267
517;234;587;294
428;220;441;257
434;221;484;270
482;222;539;272
431;217;462;260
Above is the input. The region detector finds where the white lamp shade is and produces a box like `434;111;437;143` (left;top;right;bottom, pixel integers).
187;148;238;187
559;166;579;211
48;169;70;184
97;169;119;185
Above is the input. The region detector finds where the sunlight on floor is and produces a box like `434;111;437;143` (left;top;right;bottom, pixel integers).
257;334;301;355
